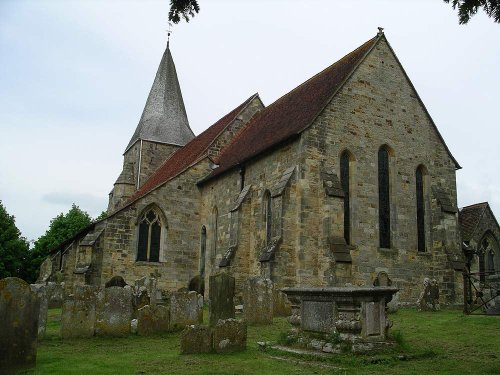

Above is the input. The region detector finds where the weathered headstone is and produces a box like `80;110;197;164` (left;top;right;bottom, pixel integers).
137;304;170;335
213;319;247;353
170;291;203;330
135;289;150;311
61;285;97;339
105;275;127;288
180;325;213;354
95;286;133;337
37;257;53;283
417;278;440;311
0;277;40;374
209;273;235;326
373;271;398;312
30;283;49;338
135;276;158;302
273;290;292;317
243;277;273;324
47;281;64;308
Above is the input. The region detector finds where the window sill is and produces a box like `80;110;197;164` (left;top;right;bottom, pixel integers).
416;251;431;257
135;261;163;266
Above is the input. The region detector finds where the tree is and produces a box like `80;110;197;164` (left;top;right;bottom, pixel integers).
0;201;30;280
27;204;92;282
168;0;200;23
444;0;500;24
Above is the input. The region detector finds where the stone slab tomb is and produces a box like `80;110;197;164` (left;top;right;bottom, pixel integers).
209;273;235;326
243;277;273;324
137;304;170;335
95;286;133;337
282;287;398;342
0;277;40;375
180;325;213;354
30;283;49;338
61;285;97;339
170;291;203;330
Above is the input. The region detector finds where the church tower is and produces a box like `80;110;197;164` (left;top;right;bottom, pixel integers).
108;42;195;212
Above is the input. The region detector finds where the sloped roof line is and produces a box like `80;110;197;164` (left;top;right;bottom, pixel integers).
201;34;381;181
125;45;195;153
107;93;261;217
381;37;461;170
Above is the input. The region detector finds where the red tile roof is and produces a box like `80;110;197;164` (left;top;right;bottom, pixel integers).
126;93;259;204
204;35;379;180
459;202;489;242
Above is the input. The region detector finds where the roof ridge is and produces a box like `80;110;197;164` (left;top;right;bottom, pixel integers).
460;202;489;210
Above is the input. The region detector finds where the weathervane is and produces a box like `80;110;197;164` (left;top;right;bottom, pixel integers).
167;22;173;47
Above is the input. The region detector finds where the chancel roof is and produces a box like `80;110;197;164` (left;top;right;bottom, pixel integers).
125;44;195;152
459;202;491;242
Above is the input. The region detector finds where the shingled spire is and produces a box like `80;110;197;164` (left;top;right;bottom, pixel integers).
125;44;195;152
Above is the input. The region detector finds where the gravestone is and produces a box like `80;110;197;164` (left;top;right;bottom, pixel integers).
0;277;39;374
61;285;97;339
137;304;170;335
105;275;127;288
37;257;53;283
170;291;203;330
30;283;49;338
95;286;133;337
180;325;213;354
47;282;64;308
209;273;235;326
417;278;440;311
135;289;150;311
135;276;158;303
373;271;398;312
273;290;292;317
213;319;247;353
243;277;273;324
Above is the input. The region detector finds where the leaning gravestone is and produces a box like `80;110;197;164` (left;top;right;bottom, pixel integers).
170;291;203;330
95;286;133;337
0;277;40;375
137;304;170;335
37;257;53;283
213;319;247;353
209;273;235;326
30;283;49;338
243;277;273;324
61;285;97;338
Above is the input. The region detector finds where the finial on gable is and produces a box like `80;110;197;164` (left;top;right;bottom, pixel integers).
377;27;384;37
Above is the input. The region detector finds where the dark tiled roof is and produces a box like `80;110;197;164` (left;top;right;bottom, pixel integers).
459;202;489;242
127;94;259;203
205;35;379;180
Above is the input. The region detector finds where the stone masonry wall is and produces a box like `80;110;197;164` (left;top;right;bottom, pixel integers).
298;38;461;303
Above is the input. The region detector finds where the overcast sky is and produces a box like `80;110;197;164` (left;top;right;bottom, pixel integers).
0;0;499;242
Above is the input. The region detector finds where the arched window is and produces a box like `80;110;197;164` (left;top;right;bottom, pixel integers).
137;207;163;262
488;250;495;273
416;165;426;252
378;146;391;248
340;151;351;244
200;226;207;277
211;207;218;264
264;190;272;244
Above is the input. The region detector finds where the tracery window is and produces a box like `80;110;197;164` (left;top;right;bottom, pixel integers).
137;208;163;262
416;166;426;252
378;146;391;248
340;151;351;245
264;190;272;244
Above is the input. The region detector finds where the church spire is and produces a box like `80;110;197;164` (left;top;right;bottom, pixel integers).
125;42;195;152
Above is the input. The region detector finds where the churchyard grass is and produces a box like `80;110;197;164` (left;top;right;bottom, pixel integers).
33;308;499;374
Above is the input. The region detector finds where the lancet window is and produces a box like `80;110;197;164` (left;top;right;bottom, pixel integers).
137;208;163;262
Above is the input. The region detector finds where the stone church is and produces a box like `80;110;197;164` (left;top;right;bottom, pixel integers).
45;30;499;305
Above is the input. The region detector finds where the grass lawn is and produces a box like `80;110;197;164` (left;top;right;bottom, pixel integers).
31;307;499;374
